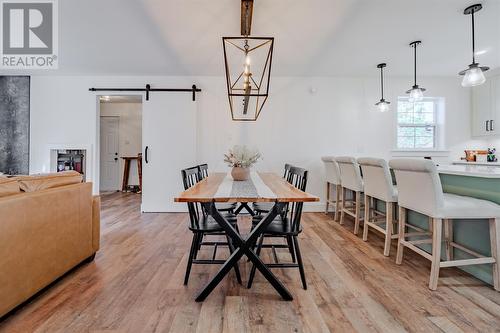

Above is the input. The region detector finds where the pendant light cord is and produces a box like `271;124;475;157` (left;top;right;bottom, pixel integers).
380;66;384;100
471;10;476;64
413;43;417;87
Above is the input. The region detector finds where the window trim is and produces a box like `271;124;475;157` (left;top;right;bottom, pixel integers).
395;97;444;152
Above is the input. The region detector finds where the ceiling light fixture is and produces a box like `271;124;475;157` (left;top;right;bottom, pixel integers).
406;41;425;102
223;0;274;121
375;63;390;112
459;4;489;87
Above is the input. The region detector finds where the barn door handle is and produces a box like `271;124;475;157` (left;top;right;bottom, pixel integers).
145;146;149;164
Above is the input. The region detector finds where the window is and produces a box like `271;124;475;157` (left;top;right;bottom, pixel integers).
396;97;442;150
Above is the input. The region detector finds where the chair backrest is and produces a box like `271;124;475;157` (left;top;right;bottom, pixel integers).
321;156;341;185
335;156;363;192
198;163;209;180
358;157;396;202
181;166;204;229
283;163;292;181
284;166;308;233
388;159;443;217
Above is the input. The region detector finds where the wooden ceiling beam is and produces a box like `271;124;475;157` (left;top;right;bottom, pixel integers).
241;0;253;36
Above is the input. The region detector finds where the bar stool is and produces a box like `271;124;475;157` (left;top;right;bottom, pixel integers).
321;156;342;222
358;158;398;256
389;159;500;291
336;156;364;235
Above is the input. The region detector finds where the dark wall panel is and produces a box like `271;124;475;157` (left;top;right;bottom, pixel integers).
0;76;30;175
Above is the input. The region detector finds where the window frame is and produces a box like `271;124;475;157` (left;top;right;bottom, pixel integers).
395;97;442;151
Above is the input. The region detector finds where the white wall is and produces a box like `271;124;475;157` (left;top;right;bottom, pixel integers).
100;102;142;186
30;75;476;211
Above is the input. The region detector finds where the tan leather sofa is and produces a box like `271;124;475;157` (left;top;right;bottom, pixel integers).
0;175;100;318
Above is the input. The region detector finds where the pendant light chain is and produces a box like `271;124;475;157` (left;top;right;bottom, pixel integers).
413;43;417;87
380;66;384;100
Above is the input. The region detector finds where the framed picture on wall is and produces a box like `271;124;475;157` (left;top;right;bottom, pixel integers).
0;76;30;175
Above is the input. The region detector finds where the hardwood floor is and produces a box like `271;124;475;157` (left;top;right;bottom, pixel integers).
1;192;500;332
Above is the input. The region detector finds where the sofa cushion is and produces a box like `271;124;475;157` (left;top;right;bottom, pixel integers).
0;177;21;197
17;171;83;192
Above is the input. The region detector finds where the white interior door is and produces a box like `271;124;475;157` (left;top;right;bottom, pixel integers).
142;93;196;212
100;116;120;191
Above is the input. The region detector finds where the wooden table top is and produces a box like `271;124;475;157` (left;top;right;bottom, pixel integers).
174;172;320;203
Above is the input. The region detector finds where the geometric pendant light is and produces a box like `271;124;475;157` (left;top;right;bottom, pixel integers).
406;41;425;102
375;63;390;112
223;0;274;121
459;4;489;87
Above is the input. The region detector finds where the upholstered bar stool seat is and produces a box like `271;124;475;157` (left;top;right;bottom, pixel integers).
389;158;500;291
358;157;399;256
336;156;364;234
321;156;343;221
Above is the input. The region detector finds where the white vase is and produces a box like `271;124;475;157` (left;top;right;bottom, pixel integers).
231;167;250;181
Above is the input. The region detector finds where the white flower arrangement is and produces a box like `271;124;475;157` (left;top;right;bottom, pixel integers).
224;145;261;168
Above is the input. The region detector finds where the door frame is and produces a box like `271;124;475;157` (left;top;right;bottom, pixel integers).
95;94;143;193
99;115;120;191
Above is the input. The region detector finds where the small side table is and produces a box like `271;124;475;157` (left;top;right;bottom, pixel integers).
121;156;142;193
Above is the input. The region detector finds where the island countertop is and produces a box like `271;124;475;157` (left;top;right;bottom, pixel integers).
437;164;500;178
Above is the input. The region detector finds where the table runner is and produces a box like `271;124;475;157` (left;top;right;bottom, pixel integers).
214;172;276;199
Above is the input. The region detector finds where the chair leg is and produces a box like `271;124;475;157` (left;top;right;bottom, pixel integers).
325;182;330;214
429;218;442;290
384;202;393;257
293;236;307;290
286;236;296;263
247;234;265;289
194;233;202;259
354;191;361;235
340;187;346;225
396;206;406;265
489;218;500;291
335;184;341;222
444;219;453;261
184;233;199;285
226;235;242;285
363;194;370;241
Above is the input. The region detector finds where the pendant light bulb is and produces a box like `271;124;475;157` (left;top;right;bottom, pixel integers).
462;65;486;87
376;100;390;112
459;4;489;87
408;87;424;102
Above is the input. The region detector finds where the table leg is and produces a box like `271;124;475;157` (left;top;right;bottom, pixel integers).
196;202;293;302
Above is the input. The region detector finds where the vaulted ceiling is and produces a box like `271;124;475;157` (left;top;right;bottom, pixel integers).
53;0;500;77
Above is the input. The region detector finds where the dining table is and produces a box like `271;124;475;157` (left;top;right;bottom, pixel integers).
174;171;319;302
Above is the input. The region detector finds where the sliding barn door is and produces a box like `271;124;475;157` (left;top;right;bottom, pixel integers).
141;93;196;212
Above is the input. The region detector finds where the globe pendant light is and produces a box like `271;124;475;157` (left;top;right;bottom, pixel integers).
406;41;425;102
375;63;390;112
459;4;489;87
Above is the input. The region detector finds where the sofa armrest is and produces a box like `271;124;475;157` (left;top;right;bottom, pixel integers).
92;195;101;252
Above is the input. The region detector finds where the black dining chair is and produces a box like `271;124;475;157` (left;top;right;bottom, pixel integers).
252;163;293;214
248;166;309;290
198;163;238;214
181;166;242;285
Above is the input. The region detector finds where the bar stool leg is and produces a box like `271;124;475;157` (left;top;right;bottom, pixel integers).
396;207;406;265
325;182;330;214
335;184;341;222
444;219;453;261
384;202;394;257
489;218;500;291
354;191;361;235
429;218;442;290
340;187;346;225
363;194;370;241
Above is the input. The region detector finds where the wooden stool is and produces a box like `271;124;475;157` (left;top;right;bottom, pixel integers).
322;156;343;222
121;156;142;192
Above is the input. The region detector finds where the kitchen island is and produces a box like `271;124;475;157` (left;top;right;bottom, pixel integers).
403;164;500;285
